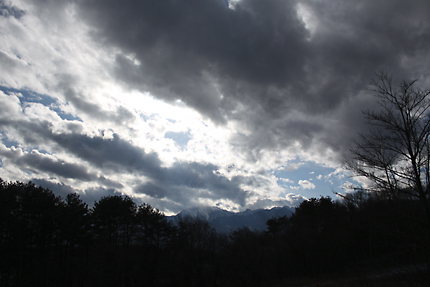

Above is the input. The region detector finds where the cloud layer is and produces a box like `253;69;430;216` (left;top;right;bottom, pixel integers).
1;0;430;213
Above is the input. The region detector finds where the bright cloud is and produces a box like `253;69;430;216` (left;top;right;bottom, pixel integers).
298;180;316;190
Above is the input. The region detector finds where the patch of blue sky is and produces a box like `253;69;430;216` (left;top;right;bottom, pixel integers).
274;160;355;199
0;86;81;121
165;131;191;149
0;131;20;148
138;113;150;121
51;107;81;121
0;85;56;105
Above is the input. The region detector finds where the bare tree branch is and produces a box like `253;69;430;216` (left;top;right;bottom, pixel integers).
345;71;430;228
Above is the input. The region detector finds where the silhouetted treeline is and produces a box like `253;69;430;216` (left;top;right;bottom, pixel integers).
1;179;429;287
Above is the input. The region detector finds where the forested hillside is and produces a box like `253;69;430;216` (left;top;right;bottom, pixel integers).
1;179;429;287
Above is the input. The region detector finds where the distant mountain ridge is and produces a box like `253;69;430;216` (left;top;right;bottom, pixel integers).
167;206;295;233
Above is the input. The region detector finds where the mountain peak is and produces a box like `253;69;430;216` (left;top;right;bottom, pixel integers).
177;206;232;221
169;205;295;233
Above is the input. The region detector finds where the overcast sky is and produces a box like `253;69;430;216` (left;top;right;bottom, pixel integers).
1;0;429;214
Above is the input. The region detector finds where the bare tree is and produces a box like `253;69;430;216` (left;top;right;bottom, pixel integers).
345;71;430;227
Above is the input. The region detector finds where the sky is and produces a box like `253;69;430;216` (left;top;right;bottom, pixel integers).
1;0;430;215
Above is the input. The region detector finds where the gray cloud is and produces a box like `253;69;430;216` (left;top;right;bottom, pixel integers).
50;132;163;175
0;117;250;210
30;178;77;198
31;178;121;207
136;162;249;207
0;51;19;70
0;117;162;176
15;0;430;160
50;133;250;208
75;0;309;122
69;0;430;160
0;149;96;181
0;1;25;19
2;0;430;213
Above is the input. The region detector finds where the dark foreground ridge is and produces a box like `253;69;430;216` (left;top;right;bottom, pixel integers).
1;179;429;287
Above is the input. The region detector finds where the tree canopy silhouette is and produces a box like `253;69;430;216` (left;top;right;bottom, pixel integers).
1;178;429;286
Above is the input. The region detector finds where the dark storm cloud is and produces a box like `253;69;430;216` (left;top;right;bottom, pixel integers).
31;178;121;207
75;0;309;122
68;0;430;159
30;179;77;198
0;1;25;19
49;132;249;206
0;148;97;181
3;0;430;212
50;132;163;175
0;116;160;176
135;162;249;207
231;116;324;162
0;118;249;207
